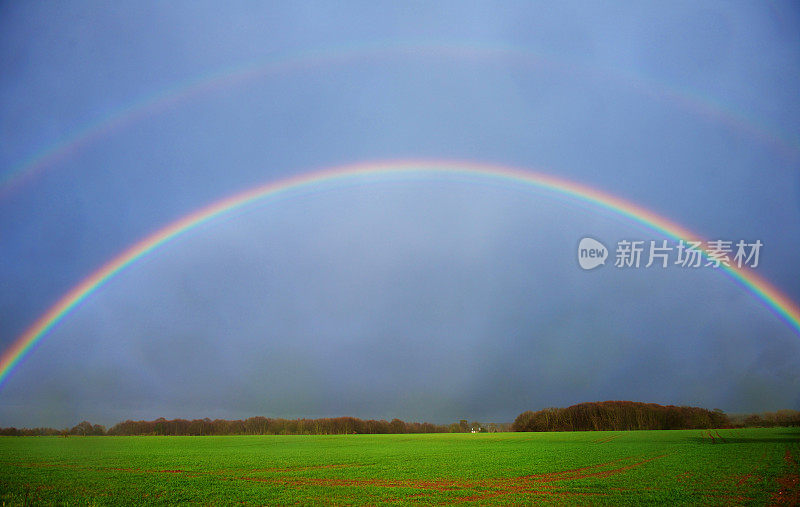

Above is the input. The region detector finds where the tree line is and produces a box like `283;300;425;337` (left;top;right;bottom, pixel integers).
728;409;800;428
512;401;732;432
0;417;504;436
107;417;452;436
1;404;797;436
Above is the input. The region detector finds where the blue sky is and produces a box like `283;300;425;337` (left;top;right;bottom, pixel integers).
1;2;799;427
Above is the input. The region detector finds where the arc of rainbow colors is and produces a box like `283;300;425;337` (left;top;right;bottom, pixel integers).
3;41;798;197
2;159;800;388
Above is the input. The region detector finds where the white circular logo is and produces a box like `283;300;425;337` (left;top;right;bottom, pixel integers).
578;237;608;270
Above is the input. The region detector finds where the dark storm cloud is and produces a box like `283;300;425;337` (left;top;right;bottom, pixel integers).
0;2;798;427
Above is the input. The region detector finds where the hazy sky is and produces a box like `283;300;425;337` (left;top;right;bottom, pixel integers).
1;2;799;427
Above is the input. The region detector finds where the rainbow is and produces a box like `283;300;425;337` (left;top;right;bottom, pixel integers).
2;42;798;197
2;160;800;388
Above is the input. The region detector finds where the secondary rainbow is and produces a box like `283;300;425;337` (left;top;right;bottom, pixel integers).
2;159;799;387
3;42;798;197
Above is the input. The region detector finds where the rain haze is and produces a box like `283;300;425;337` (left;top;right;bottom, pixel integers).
1;2;799;428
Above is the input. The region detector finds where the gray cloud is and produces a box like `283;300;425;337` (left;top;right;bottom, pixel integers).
0;2;798;427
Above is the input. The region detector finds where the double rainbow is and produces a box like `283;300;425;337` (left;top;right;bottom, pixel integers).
1;159;799;387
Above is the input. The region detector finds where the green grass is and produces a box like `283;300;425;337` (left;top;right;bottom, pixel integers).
0;427;798;505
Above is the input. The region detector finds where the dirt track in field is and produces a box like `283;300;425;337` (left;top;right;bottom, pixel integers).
593;434;622;444
16;451;773;504
12;453;669;502
231;454;669;503
772;448;799;505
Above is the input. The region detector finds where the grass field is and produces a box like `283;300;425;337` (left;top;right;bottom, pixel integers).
0;427;798;505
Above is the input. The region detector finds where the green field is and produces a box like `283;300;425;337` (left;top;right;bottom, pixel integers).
1;428;798;505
